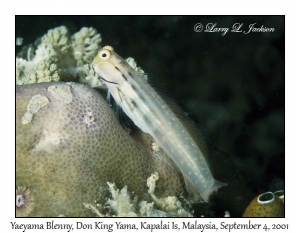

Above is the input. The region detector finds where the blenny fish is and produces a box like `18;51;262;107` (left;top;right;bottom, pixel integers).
92;46;226;201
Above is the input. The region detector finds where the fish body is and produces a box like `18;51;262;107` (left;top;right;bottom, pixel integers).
92;46;226;201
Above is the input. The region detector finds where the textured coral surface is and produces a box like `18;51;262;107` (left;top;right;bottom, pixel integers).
243;193;284;217
16;82;185;216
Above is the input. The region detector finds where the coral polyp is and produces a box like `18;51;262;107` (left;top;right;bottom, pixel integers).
16;186;35;217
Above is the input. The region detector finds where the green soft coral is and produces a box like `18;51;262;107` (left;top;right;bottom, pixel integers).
83;172;192;217
16;25;148;88
16;26;102;85
41;26;70;54
71;27;102;66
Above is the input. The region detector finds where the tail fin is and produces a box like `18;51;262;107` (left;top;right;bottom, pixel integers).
184;177;227;203
200;179;227;202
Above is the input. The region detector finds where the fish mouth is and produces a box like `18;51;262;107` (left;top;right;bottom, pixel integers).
99;76;119;85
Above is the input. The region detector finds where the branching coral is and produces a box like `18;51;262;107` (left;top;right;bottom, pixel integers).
77;64;103;87
16;25;148;88
16;26;102;85
41;26;70;54
146;172;193;217
71;27;102;66
84;172;193;217
16;26;68;85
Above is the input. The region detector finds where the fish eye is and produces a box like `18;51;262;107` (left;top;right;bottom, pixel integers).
99;49;111;61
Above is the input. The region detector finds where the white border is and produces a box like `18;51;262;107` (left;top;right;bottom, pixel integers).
2;0;299;232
